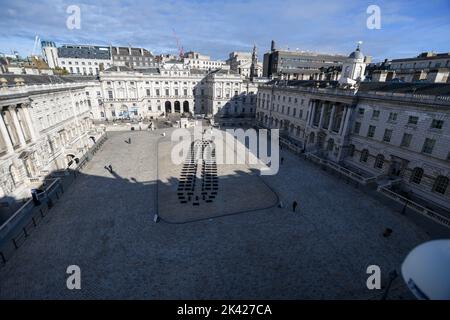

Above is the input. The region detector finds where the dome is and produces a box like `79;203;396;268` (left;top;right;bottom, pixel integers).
349;44;364;60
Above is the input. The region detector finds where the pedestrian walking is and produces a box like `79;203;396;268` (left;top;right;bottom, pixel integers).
281;157;284;165
292;201;298;212
129;137;131;144
108;164;113;173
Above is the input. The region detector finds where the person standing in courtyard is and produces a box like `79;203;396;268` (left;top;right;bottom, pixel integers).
292;201;298;212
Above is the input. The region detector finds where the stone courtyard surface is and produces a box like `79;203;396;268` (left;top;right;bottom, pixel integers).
0;129;429;299
157;130;278;223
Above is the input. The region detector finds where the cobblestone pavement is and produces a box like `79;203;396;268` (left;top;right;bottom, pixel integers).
0;130;429;299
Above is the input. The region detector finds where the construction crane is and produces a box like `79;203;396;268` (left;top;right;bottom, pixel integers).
172;29;184;59
31;34;40;58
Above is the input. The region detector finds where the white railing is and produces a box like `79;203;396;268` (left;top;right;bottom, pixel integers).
377;186;450;229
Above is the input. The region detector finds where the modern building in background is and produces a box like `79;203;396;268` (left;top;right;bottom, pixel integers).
41;41;159;75
263;40;350;80
42;41;112;75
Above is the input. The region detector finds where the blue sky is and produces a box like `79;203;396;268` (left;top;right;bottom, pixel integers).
0;0;449;62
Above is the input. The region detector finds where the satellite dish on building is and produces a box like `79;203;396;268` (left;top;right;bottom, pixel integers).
401;240;450;300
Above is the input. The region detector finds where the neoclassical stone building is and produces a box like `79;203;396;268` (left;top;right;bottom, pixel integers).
0;75;104;219
256;47;450;213
96;61;258;124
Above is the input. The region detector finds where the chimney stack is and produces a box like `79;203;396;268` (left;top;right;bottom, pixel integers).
271;40;276;52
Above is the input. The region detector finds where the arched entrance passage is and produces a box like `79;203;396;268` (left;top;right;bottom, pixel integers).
183;101;189;113
174;101;181;113
165;101;172;114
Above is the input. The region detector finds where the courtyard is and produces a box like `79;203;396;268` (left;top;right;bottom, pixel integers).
0;128;430;299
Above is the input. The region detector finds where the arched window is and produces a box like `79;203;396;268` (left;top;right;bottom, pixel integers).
433;176;449;195
360;149;369;163
348;144;355;157
410;168;424;184
344;66;350;77
374;154;385;169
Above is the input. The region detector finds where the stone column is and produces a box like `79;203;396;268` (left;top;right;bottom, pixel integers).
340;105;353;137
318;101;325;128
306;100;313;125
310;100;318;125
21;104;37;141
338;106;347;135
0;111;15;153
328;104;337;132
10;106;27;147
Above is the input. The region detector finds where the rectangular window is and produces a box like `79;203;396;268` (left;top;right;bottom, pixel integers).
383;129;393;142
156;89;160;96
422;138;435;154
367;125;376;138
431;119;444;129
108;91;113;99
358;108;365;116
354;122;361;134
371;110;380;119
408;116;419;125
146;89;150;96
388;112;398;122
401;133;412;147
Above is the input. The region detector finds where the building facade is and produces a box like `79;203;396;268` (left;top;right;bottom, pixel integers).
96;62;259;122
0;75;104;221
111;46;157;69
42;42;157;75
227;50;263;79
182;51;229;71
263;40;349;80
368;52;450;84
256;81;450;211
